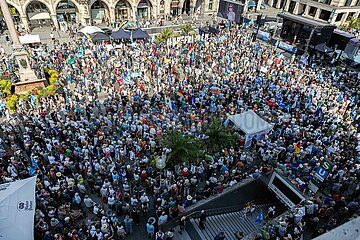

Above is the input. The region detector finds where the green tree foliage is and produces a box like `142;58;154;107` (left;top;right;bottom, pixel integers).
341;17;360;31
162;131;203;167
180;23;195;36
155;28;179;44
204;118;238;153
0;79;12;96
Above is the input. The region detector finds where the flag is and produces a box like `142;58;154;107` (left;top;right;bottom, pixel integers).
337;92;344;103
177;88;184;99
31;158;39;169
255;210;263;224
30;95;37;108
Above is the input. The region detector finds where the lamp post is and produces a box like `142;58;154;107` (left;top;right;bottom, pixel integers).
156;155;166;183
0;0;45;93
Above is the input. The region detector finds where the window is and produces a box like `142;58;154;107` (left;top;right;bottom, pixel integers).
357;0;360;6
335;13;344;21
319;9;331;21
344;0;352;6
308;6;316;17
347;12;355;20
209;1;213;10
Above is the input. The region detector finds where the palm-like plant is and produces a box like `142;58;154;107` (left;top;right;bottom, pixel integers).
155;28;179;44
162;131;204;167
341;17;360;31
204;118;238;153
180;23;194;36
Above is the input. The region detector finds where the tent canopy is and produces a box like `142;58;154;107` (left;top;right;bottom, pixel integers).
0;176;37;240
199;26;219;35
19;35;41;44
315;43;334;53
78;26;104;35
90;32;110;42
112;28;131;40
131;28;150;39
227;110;273;135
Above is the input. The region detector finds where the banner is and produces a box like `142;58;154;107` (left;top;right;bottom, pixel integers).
257;30;270;41
217;0;244;23
277;41;297;54
0;176;37;240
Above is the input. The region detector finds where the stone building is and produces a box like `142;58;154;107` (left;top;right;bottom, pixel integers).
4;0;222;29
266;0;360;26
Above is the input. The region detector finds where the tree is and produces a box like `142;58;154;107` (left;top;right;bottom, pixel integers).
204;118;238;153
162;131;204;167
155;28;179;44
0;79;12;96
341;17;360;31
180;23;194;36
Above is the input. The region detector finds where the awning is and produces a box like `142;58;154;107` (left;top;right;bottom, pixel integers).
19;34;41;44
137;3;148;8
171;0;180;7
248;1;256;7
28;12;51;20
333;29;355;39
56;9;76;14
314;43;334;53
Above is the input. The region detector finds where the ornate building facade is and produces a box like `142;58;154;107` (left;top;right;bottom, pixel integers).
4;0;220;29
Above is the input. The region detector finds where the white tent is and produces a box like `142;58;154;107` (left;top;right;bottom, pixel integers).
78;26;104;35
0;176;37;240
19;35;41;44
226;110;273;148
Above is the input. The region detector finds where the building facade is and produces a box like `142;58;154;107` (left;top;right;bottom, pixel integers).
4;0;223;30
266;0;360;26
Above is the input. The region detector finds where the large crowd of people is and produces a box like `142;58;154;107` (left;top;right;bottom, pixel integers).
0;22;359;240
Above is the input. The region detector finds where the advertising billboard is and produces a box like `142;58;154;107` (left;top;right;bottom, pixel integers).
217;0;244;23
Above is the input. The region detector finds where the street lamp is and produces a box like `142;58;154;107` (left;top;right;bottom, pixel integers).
156;155;166;170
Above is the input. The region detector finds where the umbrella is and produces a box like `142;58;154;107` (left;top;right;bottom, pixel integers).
314;43;334;53
78;26;104;35
68;58;75;64
248;1;256;7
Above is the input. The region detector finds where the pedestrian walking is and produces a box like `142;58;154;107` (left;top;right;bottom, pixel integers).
199;210;207;229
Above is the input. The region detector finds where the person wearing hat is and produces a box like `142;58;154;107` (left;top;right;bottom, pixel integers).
146;219;155;238
179;216;186;234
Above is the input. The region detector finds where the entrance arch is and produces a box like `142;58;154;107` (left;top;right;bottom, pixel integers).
90;0;110;24
194;0;204;14
137;0;153;20
25;1;52;28
0;3;21;27
115;0;132;21
55;0;79;24
170;0;181;16
182;0;190;14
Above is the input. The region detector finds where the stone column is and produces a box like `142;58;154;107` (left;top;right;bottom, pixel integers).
314;8;321;20
20;15;30;33
284;0;291;12
329;12;337;24
303;5;310;16
276;0;282;9
256;0;263;11
339;12;349;25
110;7;116;23
0;0;45;92
50;14;59;29
293;2;299;15
0;0;20;47
243;0;249;13
268;0;274;8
